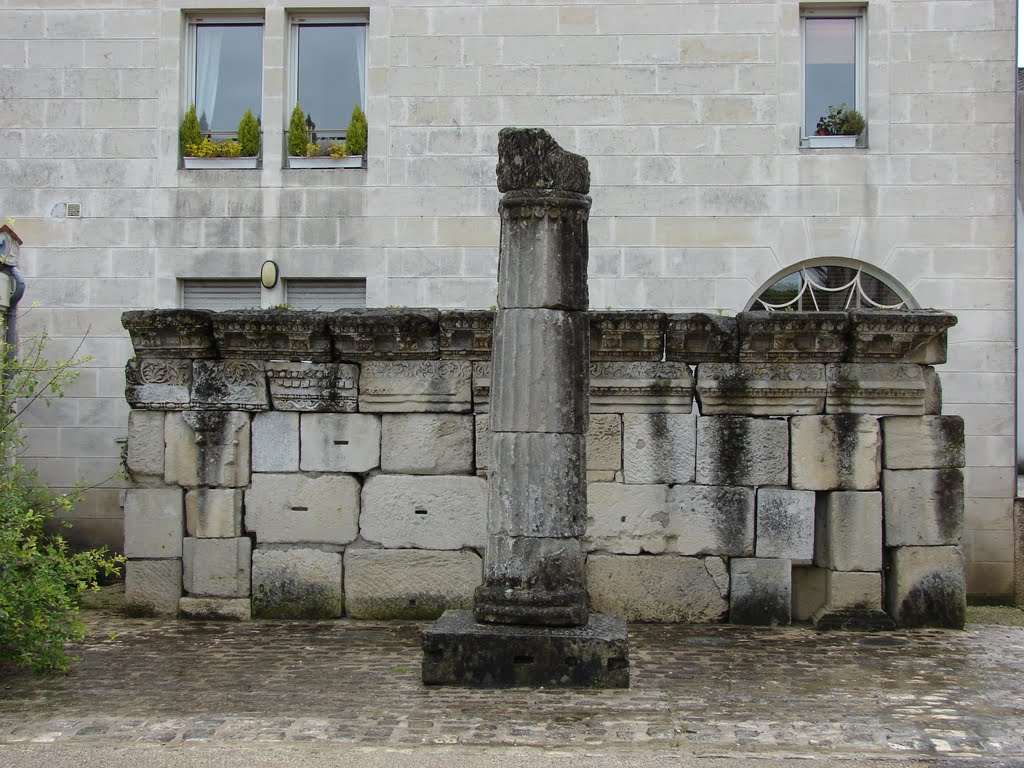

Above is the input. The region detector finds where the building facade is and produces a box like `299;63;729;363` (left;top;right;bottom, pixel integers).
0;0;1017;599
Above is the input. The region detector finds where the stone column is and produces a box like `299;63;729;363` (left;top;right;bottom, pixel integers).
472;128;592;627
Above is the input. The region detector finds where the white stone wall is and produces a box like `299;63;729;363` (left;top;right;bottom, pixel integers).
0;0;1015;596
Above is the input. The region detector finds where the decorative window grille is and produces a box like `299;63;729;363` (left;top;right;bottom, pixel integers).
748;263;912;312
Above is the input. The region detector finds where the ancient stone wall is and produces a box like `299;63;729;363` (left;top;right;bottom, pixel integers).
121;307;965;628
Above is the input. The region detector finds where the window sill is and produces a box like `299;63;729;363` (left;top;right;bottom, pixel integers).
286;155;364;169
182;157;260;170
801;135;863;149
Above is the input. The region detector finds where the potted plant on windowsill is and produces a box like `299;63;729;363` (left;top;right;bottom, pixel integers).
285;103;365;169
807;103;866;148
181;106;261;169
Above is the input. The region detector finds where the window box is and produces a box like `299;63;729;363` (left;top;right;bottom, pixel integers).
183;156;259;169
805;135;858;149
286;154;363;169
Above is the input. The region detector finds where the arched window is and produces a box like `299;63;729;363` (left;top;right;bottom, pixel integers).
746;260;916;312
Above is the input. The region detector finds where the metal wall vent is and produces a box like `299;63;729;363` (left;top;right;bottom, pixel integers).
65;202;82;218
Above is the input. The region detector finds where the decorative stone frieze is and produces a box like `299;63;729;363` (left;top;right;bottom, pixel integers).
696;362;826;416
590;361;694;413
192;360;269;411
738;311;848;363
439;310;494;359
826;363;926;415
848;310;956;365
665;313;738;363
589;311;665;361
211;310;331;362
266;362;358;412
126;358;192;410
359;360;472;413
328;308;440;360
122;309;216;359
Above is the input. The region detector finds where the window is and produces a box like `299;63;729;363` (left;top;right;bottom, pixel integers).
182;279;262;311
289;14;367;146
747;262;914;312
186;15;264;135
801;7;864;142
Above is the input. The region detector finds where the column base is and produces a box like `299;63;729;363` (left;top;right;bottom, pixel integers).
473;584;588;626
421;609;629;688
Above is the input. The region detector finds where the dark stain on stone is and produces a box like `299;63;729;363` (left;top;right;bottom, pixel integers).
896;571;965;629
731;585;790;627
712;416;750;486
933;468;964;543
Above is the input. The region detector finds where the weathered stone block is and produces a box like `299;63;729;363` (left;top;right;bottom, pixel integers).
251;548;343;619
826;363;926;415
587;414;622;471
822;570;882;611
881;416;965;469
490;309;589;433
756;488;815;562
182;537;251;598
472;361;491;412
125;559;181;616
730;558;792;626
887;546;966;628
360;474;487;549
164;411;250;488
185;488;243;538
345;548;481;619
847;310;956;365
495;126;590;194
489;432;586;537
695;416;789;486
738;312;848;363
790;415;881;491
589;311;665;361
122;309;215;358
439;310;494;359
178;597;251;621
382;413;473;474
211;310;331;362
300;413;381;473
815;491;883;571
590;361;694;413
123;488;183;558
251;411;299;472
586;554;729;622
192;360;269;411
792;566;827;622
622;413;696;484
697;362;826;416
328;308;440;360
883;469;964;546
665;313;738;363
266;362;358;412
125;358;191;410
245;473;360;545
665;484;754;556
126;410;165;478
585;482;668;554
923;366;942;415
359;360;471;413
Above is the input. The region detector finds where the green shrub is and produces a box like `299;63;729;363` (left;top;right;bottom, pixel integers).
288;104;308;157
179;104;202;156
840;108;866;136
237;109;261;157
345;104;367;157
0;333;122;673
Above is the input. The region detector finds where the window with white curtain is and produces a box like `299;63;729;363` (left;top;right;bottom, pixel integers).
801;7;865;140
186;15;264;135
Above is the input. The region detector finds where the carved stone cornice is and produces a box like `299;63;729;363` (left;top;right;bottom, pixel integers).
122;309;216;359
211;310;331;362
328;309;440;360
439;310;494;359
738;311;849;363
848;310;957;365
665;313;738;363
589;311;665;362
826;363;926;415
697;362;827;416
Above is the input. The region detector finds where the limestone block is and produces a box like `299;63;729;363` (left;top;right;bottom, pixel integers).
489;432;586;537
185;488;243;538
328;308;440;361
847;309;956;365
696;363;826;416
590;311;665;361
665;313;738;364
790;415;881;491
815;491;883;571
381;413;473;474
164;411;251;488
887;546;966;628
738;311;848;363
360;474;487;549
823;571;882;611
792;566;827;622
883;469;964;546
192;360;269;411
267;362;358;412
251;548;343;619
122;309;215;359
695;416;789;486
923;366;942;416
123;488;183;558
881;416;965;469
622;413;696;484
439;310;494;359
125;559;182;616
490;309;589;433
126;410;165;478
178;597;251;621
472;361;491;413
586;554;729;622
125;358;191;410
756;488;815;562
359;360;471;413
587;413;622;471
665;484;754;556
245;473;360;545
300;413;381;473
344;548;482;619
252;411;299;472
825;363;926;416
729;558;792;626
590;361;694;414
182;537;251;598
585;482;668;554
211;310;331;362
475;413;490;471
482;534;584;593
496;126;590;194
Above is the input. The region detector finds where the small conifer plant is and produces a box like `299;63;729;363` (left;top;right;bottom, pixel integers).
345;104;367;157
288;104;309;157
237;109;261;157
179;104;202;156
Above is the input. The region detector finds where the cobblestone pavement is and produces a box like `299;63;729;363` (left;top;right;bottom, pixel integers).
1;606;1022;763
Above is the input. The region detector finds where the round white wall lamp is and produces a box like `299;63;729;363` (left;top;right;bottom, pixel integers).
260;260;279;289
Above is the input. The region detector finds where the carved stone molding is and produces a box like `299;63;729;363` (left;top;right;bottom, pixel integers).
439;310;494;359
590;361;694;414
738;311;849;363
266;362;359;412
665;313;738;363
848;310;957;365
359;360;472;413
211;310;331;362
826;363;926;415
697;362;827;416
328;309;440;360
192;360;269;411
122;309;216;359
125;358;192;410
590;311;665;362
